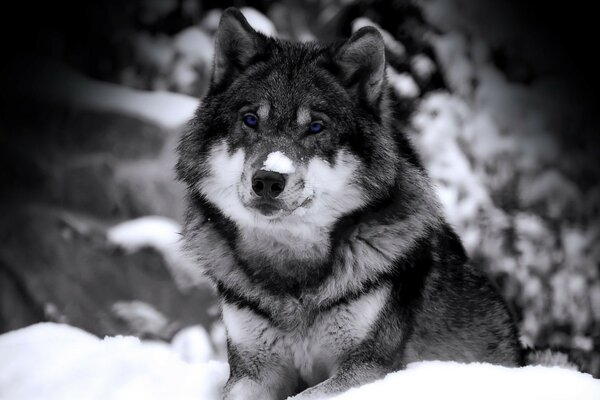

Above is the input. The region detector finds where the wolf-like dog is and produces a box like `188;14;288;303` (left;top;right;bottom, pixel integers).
177;8;522;399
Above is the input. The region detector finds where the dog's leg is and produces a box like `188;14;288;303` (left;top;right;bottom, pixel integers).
222;342;298;400
289;361;391;400
223;372;295;400
222;377;274;400
221;303;298;400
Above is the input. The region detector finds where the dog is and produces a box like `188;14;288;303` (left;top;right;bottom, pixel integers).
176;8;523;399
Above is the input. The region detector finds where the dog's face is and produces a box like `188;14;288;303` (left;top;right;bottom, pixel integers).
178;9;400;234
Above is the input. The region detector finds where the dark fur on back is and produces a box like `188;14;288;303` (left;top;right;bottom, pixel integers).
177;8;522;399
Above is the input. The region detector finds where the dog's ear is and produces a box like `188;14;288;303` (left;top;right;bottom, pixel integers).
212;8;264;86
334;27;386;106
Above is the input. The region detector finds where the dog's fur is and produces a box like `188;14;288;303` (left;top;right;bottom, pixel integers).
176;8;521;399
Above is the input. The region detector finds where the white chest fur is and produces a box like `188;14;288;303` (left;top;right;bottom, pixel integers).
222;285;390;385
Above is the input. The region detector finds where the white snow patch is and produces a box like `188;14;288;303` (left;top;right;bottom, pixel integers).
331;361;600;400
0;323;228;400
173;27;214;66
387;68;420;98
107;216;206;290
431;32;474;97
240;7;277;37
107;216;181;255
2;323;599;400
411;54;437;80
171;59;198;92
21;61;198;130
112;301;173;338
262;151;296;174
200;9;223;33
171;326;215;364
1;323;599;400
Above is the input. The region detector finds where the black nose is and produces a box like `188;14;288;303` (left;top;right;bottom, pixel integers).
252;170;286;198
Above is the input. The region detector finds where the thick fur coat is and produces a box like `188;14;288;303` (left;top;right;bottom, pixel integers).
176;8;522;400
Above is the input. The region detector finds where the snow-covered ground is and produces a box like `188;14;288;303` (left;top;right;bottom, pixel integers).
1;323;598;400
0;323;228;400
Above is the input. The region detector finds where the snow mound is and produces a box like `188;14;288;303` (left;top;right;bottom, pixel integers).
0;323;228;400
107;216;182;254
2;323;599;400
331;361;600;400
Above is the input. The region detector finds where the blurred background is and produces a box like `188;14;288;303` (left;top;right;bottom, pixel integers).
1;0;599;376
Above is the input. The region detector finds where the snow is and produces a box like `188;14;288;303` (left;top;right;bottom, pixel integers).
171;326;215;364
112;301;173;338
331;361;600;400
1;323;599;400
107;216;182;255
0;323;228;400
431;32;474;97
413;0;599;349
518;169;581;219
107;216;207;290
411;92;501;243
171;59;199;92
411;54;436;80
200;9;223;33
21;61;199;130
240;7;277;37
387;68;420;98
262;151;296;174
173;27;214;66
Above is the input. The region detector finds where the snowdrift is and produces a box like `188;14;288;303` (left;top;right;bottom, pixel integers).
1;323;599;400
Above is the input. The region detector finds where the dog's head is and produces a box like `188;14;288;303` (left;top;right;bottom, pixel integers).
177;8;400;233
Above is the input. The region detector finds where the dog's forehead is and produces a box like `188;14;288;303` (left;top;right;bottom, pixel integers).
261;76;323;116
242;54;335;114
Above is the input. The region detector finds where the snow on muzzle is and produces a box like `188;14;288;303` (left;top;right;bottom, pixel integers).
242;150;309;217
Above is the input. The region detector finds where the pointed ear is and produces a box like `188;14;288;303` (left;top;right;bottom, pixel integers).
335;27;386;105
212;8;264;86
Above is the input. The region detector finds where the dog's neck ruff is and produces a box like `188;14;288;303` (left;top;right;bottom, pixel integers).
182;164;442;330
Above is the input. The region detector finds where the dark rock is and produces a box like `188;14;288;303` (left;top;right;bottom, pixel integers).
48;156;126;218
1;97;168;165
1;95;187;220
115;149;186;221
56;107;168;160
0;261;45;331
0;205;217;338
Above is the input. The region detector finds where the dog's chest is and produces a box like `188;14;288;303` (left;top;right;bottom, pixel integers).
222;286;390;385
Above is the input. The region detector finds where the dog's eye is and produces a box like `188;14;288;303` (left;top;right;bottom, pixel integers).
243;113;258;128
309;121;324;134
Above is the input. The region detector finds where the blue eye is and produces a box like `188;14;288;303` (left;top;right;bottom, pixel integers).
243;113;258;127
309;121;324;134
